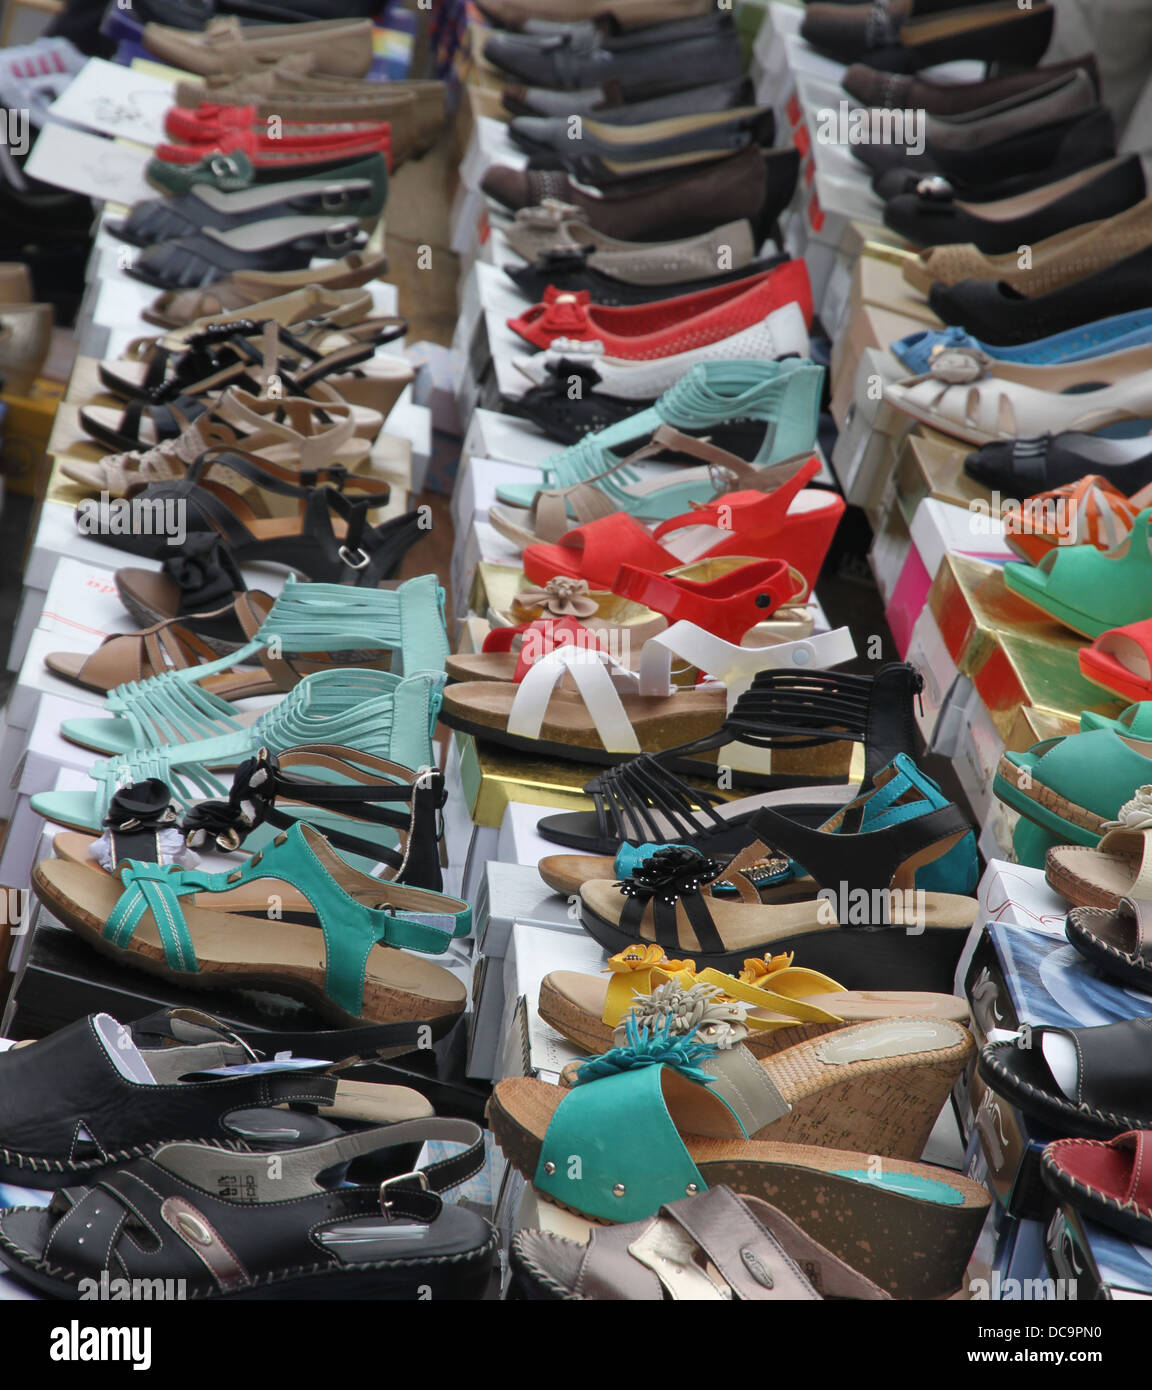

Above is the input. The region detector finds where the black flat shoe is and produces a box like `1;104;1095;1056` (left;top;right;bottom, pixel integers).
965;432;1152;496
505;247;786;306
484;13;742;95
502;75;753;122
504;372;652;442
842;53;1100;116
882;153;1145;252
929;242;1152;344
801;0;1053;73
126;218;367;291
0;1119;495;1299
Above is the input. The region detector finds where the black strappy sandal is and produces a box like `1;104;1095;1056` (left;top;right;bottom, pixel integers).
535;663;924;854
180;746;447;891
115;534;249;651
0;1119;495;1299
577;784;979;991
77;445;425;583
126;217;368;291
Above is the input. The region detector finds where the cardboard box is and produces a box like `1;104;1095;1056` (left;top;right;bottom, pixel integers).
2;379;65;498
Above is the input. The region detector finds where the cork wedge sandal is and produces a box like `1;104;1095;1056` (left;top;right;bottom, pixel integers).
31;821;470;1031
488;1039;987;1300
538;947;970;1059
1045;788;1152;909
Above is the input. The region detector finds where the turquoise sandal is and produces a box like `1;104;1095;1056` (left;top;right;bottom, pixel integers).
59;573;448;757
493;359;823;520
1004;508;1152;639
32;668;444;833
32;821;470;1030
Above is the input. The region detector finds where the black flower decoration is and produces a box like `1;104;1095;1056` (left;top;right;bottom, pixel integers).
616;845;723;905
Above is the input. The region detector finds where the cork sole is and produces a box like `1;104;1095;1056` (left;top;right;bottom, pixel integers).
32;859;465;1031
1044;844;1134;911
993;755;1108;845
487;1078;989;1300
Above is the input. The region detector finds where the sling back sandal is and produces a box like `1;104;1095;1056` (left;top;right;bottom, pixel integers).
538;944;970;1059
1042;1131;1152;1248
489;1032;986;1299
577;777;979;991
536;662;922;851
979;1017;1152;1140
54;574;448;758
511;1184;889;1301
32;820;470;1030
0;1009;430;1188
0;1119;496;1300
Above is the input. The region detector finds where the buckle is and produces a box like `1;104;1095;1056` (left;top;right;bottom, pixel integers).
208;155;239;179
338;544;370;570
320;184;347;211
379;1170;430;1217
325;223;355;250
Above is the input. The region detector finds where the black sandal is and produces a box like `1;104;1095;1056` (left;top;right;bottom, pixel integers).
125;217;368;291
180;746;447;891
115;534;250;652
0;1119;495;1299
536;663;924;854
79;446;425;583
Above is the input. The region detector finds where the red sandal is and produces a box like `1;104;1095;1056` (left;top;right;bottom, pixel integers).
1079;618;1152;703
507;261;812;358
522;476;845;591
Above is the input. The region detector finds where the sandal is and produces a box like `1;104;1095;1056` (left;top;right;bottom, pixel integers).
34;666;444;830
536;662;923;851
0;1008;434;1188
495;359;824;512
1004;507;1152;638
52;574;448;758
884;343;1152;447
507;262;812;355
1002;475;1142;566
53;745;447;890
438;623;855;763
539;751;978;899
0;1119;495;1299
511;1184;888;1300
126;216;368;291
1042;1131;1152;1248
1079;617;1152;702
979;1017;1152;1141
538;943;970;1059
141;250;389;330
76;448;423;579
115;535;249;652
1063;897;1152;993
32;820;470;1028
1046;788;1152;909
489;1029;985;1299
577;780;978;991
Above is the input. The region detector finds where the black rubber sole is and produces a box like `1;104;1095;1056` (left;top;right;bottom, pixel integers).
578;899;970;993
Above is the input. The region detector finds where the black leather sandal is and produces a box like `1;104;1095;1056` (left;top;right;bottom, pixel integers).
979;1018;1152;1140
180;746;447;891
0;1119;495;1299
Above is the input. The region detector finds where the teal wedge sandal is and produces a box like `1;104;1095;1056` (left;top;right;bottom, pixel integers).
32;821;470;1030
32;668;445;833
493;359;824;520
59;573;448;758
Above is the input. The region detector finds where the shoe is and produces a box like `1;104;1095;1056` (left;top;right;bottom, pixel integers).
113;159;387;247
892;310;1152;375
482;146;798;243
495;358;823;515
842;52;1098;114
502;204;757;278
503;75;752;122
0;1117;494;1301
801;0;1053;73
479;0;715;27
484;13;741;93
882;153;1145;252
883;341;1152;444
153;125;390;172
930;243;1152;345
1001;476;1142;566
141;249;387;329
966;430;1152;497
507;247;786;308
1042;1131;1152;1249
507;260;811;355
143;15;374;77
115;534;250;652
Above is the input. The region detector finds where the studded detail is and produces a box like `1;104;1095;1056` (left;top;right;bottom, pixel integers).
543;1161;557;1176
612;1183;626;1197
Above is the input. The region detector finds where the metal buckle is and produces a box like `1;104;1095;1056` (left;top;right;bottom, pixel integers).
338;544;370;570
320;185;347;211
379;1170;430;1218
208;155;238;179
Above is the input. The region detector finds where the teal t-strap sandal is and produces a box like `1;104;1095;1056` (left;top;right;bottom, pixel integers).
32;668;444;833
32;821;471;1030
493;359;824;519
59;573;448;758
488;1022;989;1300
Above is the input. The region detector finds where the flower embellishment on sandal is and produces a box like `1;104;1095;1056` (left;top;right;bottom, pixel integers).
577;1010;721;1085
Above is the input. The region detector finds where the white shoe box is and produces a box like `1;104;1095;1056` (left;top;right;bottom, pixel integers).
381;386;432;492
449;518;523;625
461;408;556;470
0;762;93;943
451;455;542;533
496;800;564;876
910;496;1011;583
